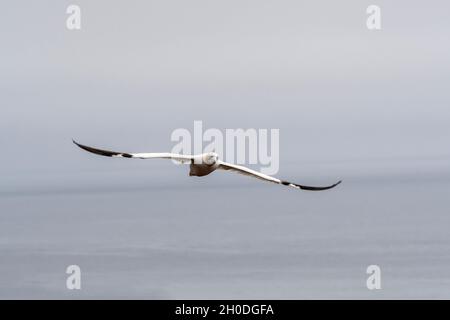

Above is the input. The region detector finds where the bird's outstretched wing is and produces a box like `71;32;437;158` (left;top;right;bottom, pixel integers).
73;140;193;163
217;161;341;191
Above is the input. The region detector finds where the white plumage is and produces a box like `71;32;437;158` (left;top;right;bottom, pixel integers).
73;140;341;191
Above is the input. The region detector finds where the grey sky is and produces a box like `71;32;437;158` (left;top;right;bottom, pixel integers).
2;1;450;178
1;1;450;298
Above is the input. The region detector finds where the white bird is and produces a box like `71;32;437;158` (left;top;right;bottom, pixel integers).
73;140;341;191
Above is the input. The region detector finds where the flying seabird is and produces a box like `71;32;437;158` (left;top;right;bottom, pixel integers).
73;140;341;191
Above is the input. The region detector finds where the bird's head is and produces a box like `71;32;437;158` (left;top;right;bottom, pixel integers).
203;152;219;165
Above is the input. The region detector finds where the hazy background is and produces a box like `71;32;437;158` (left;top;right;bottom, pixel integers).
1;0;449;298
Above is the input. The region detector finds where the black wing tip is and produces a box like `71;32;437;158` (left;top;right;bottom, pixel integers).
72;139;97;153
282;179;342;191
301;179;342;191
72;139;91;152
72;139;83;148
333;180;343;187
72;139;132;158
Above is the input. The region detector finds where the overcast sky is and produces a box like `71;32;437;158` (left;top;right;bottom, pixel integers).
1;0;449;185
2;0;450;299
